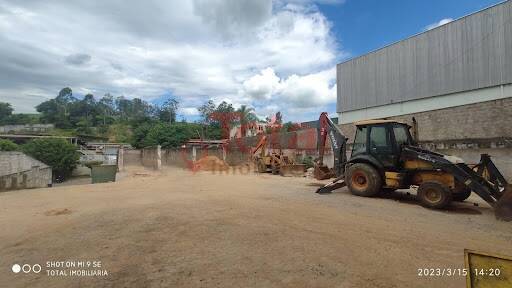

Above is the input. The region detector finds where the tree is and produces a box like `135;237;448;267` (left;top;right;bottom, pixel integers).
159;97;179;124
197;100;215;124
282;121;301;132
196;100;228;140
56;87;75;104
115;96;133;121
236;105;256;137
0;113;40;125
0;139;18;151
81;94;97;119
22;139;80;181
98;93;115;125
0;102;13;122
138;123;200;148
36;87;77;128
36;99;66;127
131;122;154;149
275;111;282;124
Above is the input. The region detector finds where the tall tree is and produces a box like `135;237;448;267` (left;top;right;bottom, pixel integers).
37;87;77;128
275;111;282;124
81;94;97;119
212;101;236;139
159;97;179;124
56;87;75;104
0;102;13;122
236;105;256;137
98;93;115;125
115;96;132;121
197;100;216;124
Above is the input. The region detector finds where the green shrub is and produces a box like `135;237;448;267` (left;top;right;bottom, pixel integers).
301;155;314;169
134;122;201;149
0;139;19;151
22;138;80;180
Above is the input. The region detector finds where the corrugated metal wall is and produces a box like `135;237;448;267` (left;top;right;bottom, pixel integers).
337;0;512;113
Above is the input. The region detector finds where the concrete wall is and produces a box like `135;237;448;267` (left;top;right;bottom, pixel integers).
0;152;52;191
0;167;52;191
124;149;142;166
141;146;162;170
339;98;512;142
0;152;49;175
0;124;54;134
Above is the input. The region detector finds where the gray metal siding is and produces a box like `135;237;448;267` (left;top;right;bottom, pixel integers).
337;0;512;113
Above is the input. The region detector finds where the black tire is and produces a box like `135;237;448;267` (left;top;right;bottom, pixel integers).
452;188;471;202
271;164;279;175
417;181;452;209
346;163;382;197
452;183;472;202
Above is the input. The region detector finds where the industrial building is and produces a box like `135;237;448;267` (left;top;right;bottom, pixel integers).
336;0;512;178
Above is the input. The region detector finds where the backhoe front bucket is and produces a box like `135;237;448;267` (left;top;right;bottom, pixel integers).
314;164;334;180
316;176;346;194
279;164;306;177
495;184;512;221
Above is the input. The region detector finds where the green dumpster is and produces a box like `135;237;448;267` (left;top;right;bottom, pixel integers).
91;165;117;184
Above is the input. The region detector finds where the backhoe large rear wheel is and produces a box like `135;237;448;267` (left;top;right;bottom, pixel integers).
346;163;382;197
417;181;452;209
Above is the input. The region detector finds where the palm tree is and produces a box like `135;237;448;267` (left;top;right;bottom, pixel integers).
237;105;256;137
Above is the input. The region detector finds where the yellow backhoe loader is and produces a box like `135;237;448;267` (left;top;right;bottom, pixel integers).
314;112;512;221
251;135;305;176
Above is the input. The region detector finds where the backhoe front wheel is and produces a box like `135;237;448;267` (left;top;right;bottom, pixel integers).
346;163;382;197
452;182;472;202
417;181;452;209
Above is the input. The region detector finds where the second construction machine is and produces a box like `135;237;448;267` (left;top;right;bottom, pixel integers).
251;135;305;176
314;112;512;221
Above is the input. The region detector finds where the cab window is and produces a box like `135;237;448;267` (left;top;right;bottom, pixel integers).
351;126;367;156
393;125;411;146
369;126;392;154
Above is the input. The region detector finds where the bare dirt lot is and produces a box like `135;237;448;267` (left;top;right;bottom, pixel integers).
1;166;511;287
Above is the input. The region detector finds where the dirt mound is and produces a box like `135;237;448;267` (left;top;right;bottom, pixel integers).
194;155;229;171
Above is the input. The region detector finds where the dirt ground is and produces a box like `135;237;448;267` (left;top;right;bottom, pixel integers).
1;166;511;288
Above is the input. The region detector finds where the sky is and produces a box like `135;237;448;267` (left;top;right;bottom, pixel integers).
0;0;503;122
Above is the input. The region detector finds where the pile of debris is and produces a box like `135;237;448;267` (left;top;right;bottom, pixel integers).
194;155;229;171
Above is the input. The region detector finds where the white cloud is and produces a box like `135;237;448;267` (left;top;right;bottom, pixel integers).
278;67;336;108
424;18;453;31
242;68;280;100
0;0;344;121
240;66;337;121
180;107;200;116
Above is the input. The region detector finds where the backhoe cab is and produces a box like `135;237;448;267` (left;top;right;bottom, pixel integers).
314;112;512;221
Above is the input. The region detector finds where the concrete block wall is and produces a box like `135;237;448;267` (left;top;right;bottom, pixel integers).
0;152;52;191
141;146;162;170
0;124;54;134
124;149;142;166
0;167;52;191
162;149;189;168
0;152;50;176
340;98;512;142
